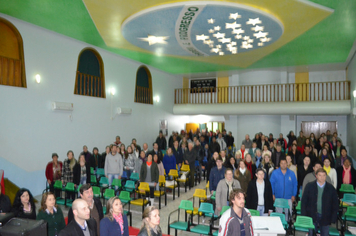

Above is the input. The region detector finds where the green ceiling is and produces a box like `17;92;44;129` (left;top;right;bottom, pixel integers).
1;0;355;74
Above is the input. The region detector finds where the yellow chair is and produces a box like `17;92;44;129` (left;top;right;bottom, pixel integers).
206;181;209;196
130;182;150;213
166;169;179;200
154;175;167;209
187;189;207;222
178;164;190;192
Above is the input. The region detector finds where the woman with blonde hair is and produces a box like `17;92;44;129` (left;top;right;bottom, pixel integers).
260;153;274;179
233;161;251;193
37;192;65;236
137;206;161;236
100;196;129;236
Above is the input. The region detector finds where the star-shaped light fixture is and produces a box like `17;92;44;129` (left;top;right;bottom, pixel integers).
139;35;169;45
246;18;262;26
229;13;241;20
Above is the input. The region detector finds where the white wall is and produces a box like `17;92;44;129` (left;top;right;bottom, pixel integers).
0;14;185;195
347;53;356;157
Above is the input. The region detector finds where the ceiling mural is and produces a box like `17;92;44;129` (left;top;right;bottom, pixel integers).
1;0;355;74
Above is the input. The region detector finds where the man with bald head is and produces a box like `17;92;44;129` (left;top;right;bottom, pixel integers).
59;199;97;236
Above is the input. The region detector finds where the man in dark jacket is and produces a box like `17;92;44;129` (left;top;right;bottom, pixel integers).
68;184;103;236
301;168;338;236
209;157;225;194
184;142;197;188
209;136;220;154
59;199;97;236
149;143;163;162
271;144;286;168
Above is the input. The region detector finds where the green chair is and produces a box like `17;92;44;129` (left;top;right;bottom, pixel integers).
342;193;356;206
248;209;260;216
64;182;75;206
168;200;194;236
90;167;95;175
99;177;109;187
340;184;355;194
293;216;314;234
97;168;105;177
213;206;230;236
343;206;356;222
53;180;65;205
211;191;216;201
123;180;136;194
190;202;216;235
119;191;131;204
296;201;301;215
103;188;115;204
130;172;139;182
90;175;97;186
111;178;121;192
274;198;291;218
92;186;101;198
270;212;288;229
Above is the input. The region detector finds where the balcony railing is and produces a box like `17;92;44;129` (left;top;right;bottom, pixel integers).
174;81;350;104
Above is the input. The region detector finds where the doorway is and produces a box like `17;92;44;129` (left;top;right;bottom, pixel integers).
301;121;337;138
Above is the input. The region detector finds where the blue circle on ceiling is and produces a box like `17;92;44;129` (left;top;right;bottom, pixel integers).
122;2;283;57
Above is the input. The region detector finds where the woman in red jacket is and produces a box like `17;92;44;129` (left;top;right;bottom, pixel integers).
45;153;63;198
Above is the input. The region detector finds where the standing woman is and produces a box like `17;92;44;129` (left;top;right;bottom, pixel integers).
336;159;356;197
297;156;312;196
153;154;165;176
123;146;135;179
45;153;62;198
120;144;127;157
12;188;36;219
162;147;177;177
233;161;251;193
61;150;77;201
246;168;274;216
73;154;91;188
244;154;256;180
137;206;162;236
134;150;146;175
324;158;337;189
286;155;297;180
260;154;274;179
37;192;65;236
100;197;129;236
224;156;238;172
131;143;139;159
140;154;159;206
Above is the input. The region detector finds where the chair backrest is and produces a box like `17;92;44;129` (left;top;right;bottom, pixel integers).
340;184;355;192
104;188;115;198
206;181;209;189
345;206;356;217
130;172;139;181
65;182;75;191
125;180;135;189
273;198;290;209
343;193;356;203
92;186;101;194
178;200;194;211
99;177;109;185
54;180;62;189
193;189;207;199
221;206;230;215
119;191;131;201
295;216;314;229
90;167;94;174
158;175;165;185
248;209;260;216
181;164;190;172
168;169;178;177
111;179;121;187
198;202;214;214
138;182;150;193
270;212;287;225
90;175;97;183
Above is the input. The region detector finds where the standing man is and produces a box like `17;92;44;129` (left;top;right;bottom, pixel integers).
68;184;103;236
242;134;252;149
218;189;253;236
301;168;338;236
184;142;197;188
270;159;297;220
302;161;332;192
150;142;163;162
209;157;226;194
272;144;286;168
217;133;227;152
226;131;235;157
155;131;167;151
59;199;97;236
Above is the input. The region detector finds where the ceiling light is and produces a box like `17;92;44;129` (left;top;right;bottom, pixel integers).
353;90;356;98
109;87;116;95
35;74;41;84
229;13;241;20
139;35;169;45
154;95;160;103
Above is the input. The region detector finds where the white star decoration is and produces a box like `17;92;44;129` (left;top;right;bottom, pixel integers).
229;13;241;20
209;29;215;33
196;34;210;41
251;25;264;32
232;28;244;35
260;37;271;42
246;18;262;26
218;38;232;44
253;31;268;39
208;18;215;24
219;52;225;55
210;48;220;53
225;22;241;30
258;42;264;46
139;35;169;45
243;36;250;40
213;32;225;39
214;26;221;31
235;35;242;39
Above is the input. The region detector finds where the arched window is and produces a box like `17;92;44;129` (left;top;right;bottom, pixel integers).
135;66;153;104
0;17;26;88
74;48;105;98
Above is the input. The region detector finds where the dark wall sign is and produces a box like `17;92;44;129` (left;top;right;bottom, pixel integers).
190;78;216;92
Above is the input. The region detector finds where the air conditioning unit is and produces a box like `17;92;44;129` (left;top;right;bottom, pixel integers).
117;107;132;115
52;102;74;111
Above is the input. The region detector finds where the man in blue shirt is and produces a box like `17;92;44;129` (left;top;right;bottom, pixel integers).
270;159;297;221
209;157;226;194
